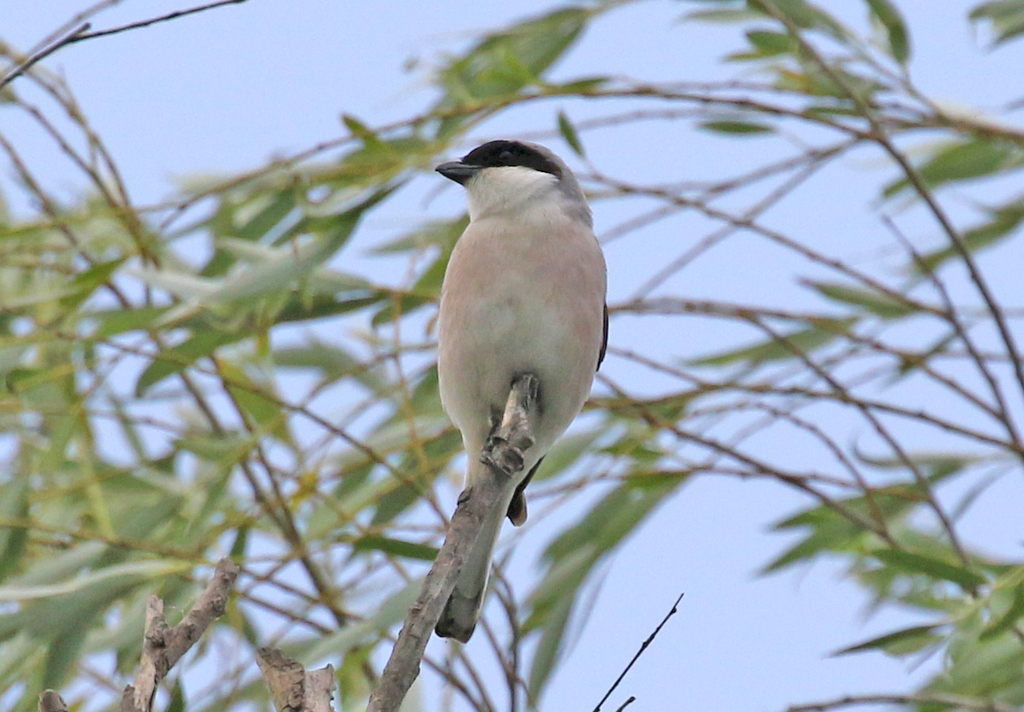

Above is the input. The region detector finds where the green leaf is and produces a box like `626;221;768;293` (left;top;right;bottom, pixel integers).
60;257;126;310
352;535;438;561
436;7;590;112
0;559;190;602
807;281;916;318
832;624;942;656
230;527;249;559
867;0;911;63
0;478;29;582
157;185;398;325
135;328;239;397
762;474;965;574
371;217;466;254
557;110;585;157
916;196;1024;271
342;114;378;143
45;626;88;689
274;341;387;392
691;318;855;366
531;427;606;483
220;362;288;439
970;0;1024;47
884;139;1023;197
371;480;426;526
233;189;297;242
167;679;186;712
699;119;774;135
528;591;574;702
525;480;677;700
745;29;793;55
748;0;848;39
299;579;421;663
980;583;1024;641
90;306;170;337
684;8;762;24
871;549;986;590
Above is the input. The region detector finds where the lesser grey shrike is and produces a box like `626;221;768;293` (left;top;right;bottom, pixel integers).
433;140;607;642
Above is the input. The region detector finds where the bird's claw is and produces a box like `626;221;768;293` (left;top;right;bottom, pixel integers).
480;435;525;478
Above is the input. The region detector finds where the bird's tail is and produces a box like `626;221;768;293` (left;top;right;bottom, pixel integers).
435;470;512;643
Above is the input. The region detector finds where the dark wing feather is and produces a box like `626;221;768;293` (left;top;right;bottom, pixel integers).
597;302;608;370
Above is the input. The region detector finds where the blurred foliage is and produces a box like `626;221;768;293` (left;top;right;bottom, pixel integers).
1;0;1024;711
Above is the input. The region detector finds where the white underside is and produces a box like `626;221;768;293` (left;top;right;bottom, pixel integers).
435;170;606;637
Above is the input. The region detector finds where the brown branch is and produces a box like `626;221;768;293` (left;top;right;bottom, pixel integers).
365;374;539;712
120;558;240;712
68;0;250;44
257;647;336;712
0;0;251;91
787;692;1018;712
883;214;1024;455
0;23;91;91
759;0;1024;412
37;691;68;712
593;593;684;712
749;309;972;568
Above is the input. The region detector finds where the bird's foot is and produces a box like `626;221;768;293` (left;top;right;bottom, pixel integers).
480;435;526;478
480;373;539;479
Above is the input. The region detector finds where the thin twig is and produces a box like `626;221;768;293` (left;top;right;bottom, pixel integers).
68;0;251;44
0;23;91;91
759;0;1024;411
614;697;637;712
592;592;684;712
787;692;1018;712
883;213;1024;456
0;0;251;91
750;316;971;567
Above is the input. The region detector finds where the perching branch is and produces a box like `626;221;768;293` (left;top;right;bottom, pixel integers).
365;373;539;712
257;647;336;712
120;558;240;712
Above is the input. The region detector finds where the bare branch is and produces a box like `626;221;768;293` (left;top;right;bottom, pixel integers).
593;593;684;712
121;558;240;712
68;0;250;44
883;213;1024;455
759;0;1024;410
787;692;1019;712
0;23;90;91
0;0;251;91
366;374;538;712
37;691;68;712
257;647;336;712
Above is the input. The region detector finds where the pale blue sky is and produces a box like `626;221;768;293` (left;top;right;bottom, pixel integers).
3;2;1023;711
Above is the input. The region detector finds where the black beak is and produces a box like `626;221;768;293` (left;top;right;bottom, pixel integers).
436;160;480;185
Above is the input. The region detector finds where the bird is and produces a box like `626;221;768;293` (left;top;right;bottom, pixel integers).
433;139;607;642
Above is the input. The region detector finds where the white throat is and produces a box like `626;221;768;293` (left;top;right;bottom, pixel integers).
465;166;562;221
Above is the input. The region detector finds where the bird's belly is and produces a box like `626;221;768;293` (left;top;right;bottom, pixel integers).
439;277;597;451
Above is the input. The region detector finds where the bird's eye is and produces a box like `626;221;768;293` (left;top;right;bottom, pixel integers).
499;150;514;163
